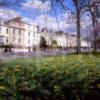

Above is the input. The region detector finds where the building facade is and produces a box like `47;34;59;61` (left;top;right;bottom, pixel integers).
0;25;9;45
0;17;91;52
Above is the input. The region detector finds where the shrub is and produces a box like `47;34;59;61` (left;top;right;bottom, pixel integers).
39;36;47;51
0;55;100;99
0;44;13;53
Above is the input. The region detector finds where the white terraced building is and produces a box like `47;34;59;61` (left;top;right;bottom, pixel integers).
0;17;91;52
0;17;54;52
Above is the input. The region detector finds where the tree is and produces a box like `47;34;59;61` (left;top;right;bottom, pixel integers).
39;36;47;50
86;0;100;52
56;0;89;53
52;40;57;45
52;40;57;48
30;0;91;54
71;0;89;54
0;44;13;53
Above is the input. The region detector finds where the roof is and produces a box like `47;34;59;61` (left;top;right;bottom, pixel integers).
4;17;33;26
5;17;22;23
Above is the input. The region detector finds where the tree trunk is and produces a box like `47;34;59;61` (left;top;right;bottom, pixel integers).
92;19;97;53
76;12;81;54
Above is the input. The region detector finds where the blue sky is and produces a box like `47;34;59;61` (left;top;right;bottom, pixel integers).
0;0;91;35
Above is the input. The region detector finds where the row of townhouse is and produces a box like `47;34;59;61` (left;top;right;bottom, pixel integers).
0;17;91;52
0;17;39;52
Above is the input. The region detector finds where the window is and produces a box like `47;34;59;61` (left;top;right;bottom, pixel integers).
6;37;8;43
33;33;35;37
19;23;20;26
6;28;9;34
0;36;4;42
0;27;1;33
13;38;15;42
19;30;21;36
28;26;30;29
33;39;35;42
19;38;21;43
28;32;30;37
13;28;15;34
42;29;44;32
28;39;30;44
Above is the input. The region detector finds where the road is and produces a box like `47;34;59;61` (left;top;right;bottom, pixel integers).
0;48;93;62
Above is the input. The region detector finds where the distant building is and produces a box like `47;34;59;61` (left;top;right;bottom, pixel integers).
66;34;77;48
81;38;91;48
95;23;100;49
53;33;67;48
4;17;38;49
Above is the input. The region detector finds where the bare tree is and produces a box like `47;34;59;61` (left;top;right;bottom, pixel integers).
39;36;47;51
86;0;100;52
57;0;100;53
56;0;89;54
71;0;89;53
21;0;99;54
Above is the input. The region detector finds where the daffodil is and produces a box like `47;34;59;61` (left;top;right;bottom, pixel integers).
0;86;4;90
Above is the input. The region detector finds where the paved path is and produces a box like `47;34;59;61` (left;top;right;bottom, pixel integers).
0;49;93;62
0;50;74;61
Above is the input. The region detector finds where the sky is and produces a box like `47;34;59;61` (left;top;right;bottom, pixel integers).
0;0;91;35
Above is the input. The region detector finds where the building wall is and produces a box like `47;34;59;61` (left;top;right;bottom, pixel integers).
81;40;91;47
0;17;91;52
0;25;10;45
66;35;77;48
4;18;38;48
53;34;67;47
24;24;39;48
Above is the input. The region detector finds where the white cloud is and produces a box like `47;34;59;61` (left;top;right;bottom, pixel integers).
22;0;51;12
22;17;34;24
22;12;76;33
0;8;21;20
32;14;67;30
22;10;91;34
0;1;75;33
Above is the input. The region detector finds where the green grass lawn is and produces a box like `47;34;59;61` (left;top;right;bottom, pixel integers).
0;54;100;100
